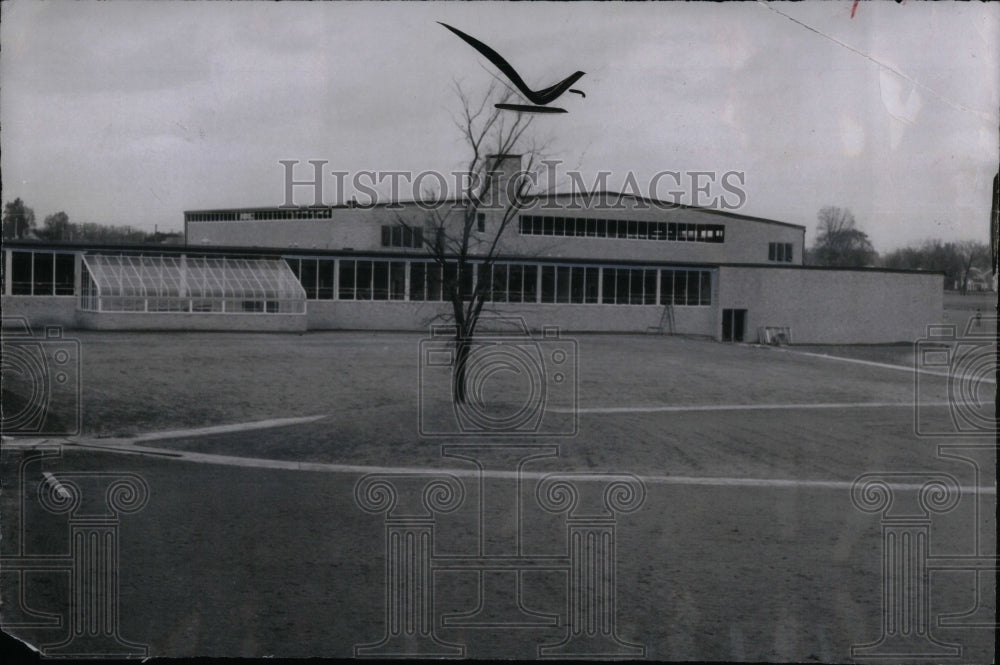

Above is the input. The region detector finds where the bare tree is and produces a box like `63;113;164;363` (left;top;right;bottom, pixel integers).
809;206;878;267
954;240;988;294
402;82;543;404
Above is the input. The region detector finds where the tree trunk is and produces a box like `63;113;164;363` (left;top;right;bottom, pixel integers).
453;336;470;405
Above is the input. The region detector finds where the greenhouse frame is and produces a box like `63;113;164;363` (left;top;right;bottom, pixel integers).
79;254;306;315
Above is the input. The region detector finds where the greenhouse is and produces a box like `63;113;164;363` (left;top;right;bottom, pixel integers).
79;254;306;315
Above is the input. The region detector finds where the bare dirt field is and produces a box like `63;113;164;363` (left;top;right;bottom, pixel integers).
2;328;995;661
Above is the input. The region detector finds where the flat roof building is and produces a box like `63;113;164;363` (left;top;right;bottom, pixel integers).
2;156;942;342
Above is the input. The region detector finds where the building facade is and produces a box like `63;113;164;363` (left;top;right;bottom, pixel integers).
1;157;943;342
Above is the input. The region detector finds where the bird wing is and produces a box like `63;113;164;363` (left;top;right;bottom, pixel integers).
439;22;544;104
533;71;586;103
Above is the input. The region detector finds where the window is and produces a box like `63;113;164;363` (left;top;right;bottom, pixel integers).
317;260;335;299
372;261;389;300
300;259;318;299
338;260;355;299
508;264;523;303
410;262;425;300
601;268;616;304
522;265;538;303
659;269;712;306
541;265;556;303
570;267;586;304
585;267;599;303
380;225;422;248
644;269;658;305
615;268;630;304
556;266;571;303
53;253;74;295
660;270;674;305
356;261;373;299
9;251;76;296
389;262;406;300
492;264;508;302
768;242;794;263
427;263;443;301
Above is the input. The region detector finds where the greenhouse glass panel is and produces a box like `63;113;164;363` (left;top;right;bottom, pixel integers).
79;254;306;314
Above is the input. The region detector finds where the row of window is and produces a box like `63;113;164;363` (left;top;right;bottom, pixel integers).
380;225;424;248
519;215;725;243
185;209;334;223
768;242;794;263
8;251;76;296
288;257;713;306
4;251;709;307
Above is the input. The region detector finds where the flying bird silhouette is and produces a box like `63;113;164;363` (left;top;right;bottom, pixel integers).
439;22;585;113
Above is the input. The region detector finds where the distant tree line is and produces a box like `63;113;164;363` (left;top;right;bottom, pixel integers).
2;198;181;244
805;205;992;293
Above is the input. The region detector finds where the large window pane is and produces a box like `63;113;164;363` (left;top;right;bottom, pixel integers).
461;264;474;299
390;262;405;300
700;271;712;305
672;270;687;305
428;263;443;301
410;262;426;300
317;260;335;299
338;261;355;299
570;267;585;303
356;261;372;300
629;269;643;305
32;253;54;296
616;268;630;304
522;265;538;303
585;267;599;304
373;261;389;300
477;263;492;301
644;269;657;305
55;254;75;296
601;267;615;304
442;262;457;300
556;266;571;303
11;252;33;295
541;265;556;303
493;264;508;302
686;270;700;304
508;264;523;303
300;259;318;299
660;270;674;305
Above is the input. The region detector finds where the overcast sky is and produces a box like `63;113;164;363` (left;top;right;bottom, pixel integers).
2;1;997;250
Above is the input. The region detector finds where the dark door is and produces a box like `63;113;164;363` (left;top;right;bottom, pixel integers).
722;309;747;342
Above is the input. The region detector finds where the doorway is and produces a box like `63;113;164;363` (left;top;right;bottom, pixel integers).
722;309;747;342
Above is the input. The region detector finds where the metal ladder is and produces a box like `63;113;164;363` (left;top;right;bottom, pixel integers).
647;303;675;334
